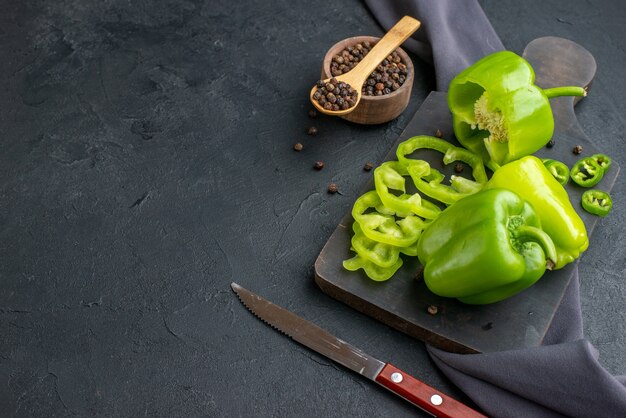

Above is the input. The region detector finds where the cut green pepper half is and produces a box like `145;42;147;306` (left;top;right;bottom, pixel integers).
542;159;570;185
447;50;586;169
581;189;612;217
571;157;604;187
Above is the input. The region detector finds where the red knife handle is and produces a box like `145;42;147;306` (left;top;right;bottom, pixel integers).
375;363;486;418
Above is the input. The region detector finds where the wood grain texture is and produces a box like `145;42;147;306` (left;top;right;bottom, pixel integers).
315;37;620;354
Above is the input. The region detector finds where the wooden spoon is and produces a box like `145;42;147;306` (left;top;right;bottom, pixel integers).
310;16;421;116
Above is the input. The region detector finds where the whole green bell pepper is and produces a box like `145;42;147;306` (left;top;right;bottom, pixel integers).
417;188;557;305
484;156;588;269
448;51;586;169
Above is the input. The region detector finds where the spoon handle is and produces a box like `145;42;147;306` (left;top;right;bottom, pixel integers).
346;16;420;85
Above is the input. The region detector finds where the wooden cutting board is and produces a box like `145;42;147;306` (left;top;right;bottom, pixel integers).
314;37;620;354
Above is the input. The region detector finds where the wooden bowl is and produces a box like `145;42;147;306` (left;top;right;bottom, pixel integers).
321;36;414;125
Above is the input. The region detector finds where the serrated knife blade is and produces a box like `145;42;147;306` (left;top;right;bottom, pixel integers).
231;282;485;418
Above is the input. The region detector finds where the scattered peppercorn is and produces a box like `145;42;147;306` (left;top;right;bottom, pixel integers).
329;42;409;97
482;322;493;330
307;126;318;135
312;77;358;111
427;305;438;315
546;139;555;148
314;161;325;170
293;142;303;151
308;109;317;118
328;183;338;194
573;145;583;155
363;162;374;171
454;163;464;173
435;129;443;138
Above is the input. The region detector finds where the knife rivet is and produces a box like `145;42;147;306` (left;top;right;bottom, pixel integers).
390;372;403;383
430;394;443;405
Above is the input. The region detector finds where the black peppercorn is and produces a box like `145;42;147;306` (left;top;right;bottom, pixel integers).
363;162;374;171
328;183;338;194
312;77;359;111
435;129;443;138
454;163;464;173
573;145;583;154
314;161;324;170
427;305;438;315
308;109;317;118
307;126;318;135
546;139;555;148
293;143;303;151
323;41;408;98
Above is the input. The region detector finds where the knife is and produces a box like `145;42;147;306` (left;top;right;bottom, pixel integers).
231;282;486;417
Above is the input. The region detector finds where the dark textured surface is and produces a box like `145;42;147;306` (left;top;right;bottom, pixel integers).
1;0;624;416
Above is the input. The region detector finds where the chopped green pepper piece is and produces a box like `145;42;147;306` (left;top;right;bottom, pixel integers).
581;189;612;217
350;222;401;268
571;157;604;187
591;154;612;172
395;135;487;205
542;159;570;185
373;161;442;219
448;50;586;169
343;254;403;282
351;191;425;247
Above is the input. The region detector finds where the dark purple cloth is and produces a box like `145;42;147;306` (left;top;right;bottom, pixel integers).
365;0;503;91
365;1;626;416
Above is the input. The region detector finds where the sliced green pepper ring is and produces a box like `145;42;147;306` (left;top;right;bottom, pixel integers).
373;161;442;219
343;254;403;282
571;157;604;187
542;159;570;186
351;191;425;247
581;189;612;217
591;154;612;172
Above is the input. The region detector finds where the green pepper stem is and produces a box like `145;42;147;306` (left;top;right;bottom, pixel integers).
513;225;558;270
543;86;587;99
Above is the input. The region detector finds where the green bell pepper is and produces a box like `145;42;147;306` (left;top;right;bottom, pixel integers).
417;188;557;305
448;51;586;169
484;156;588;269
